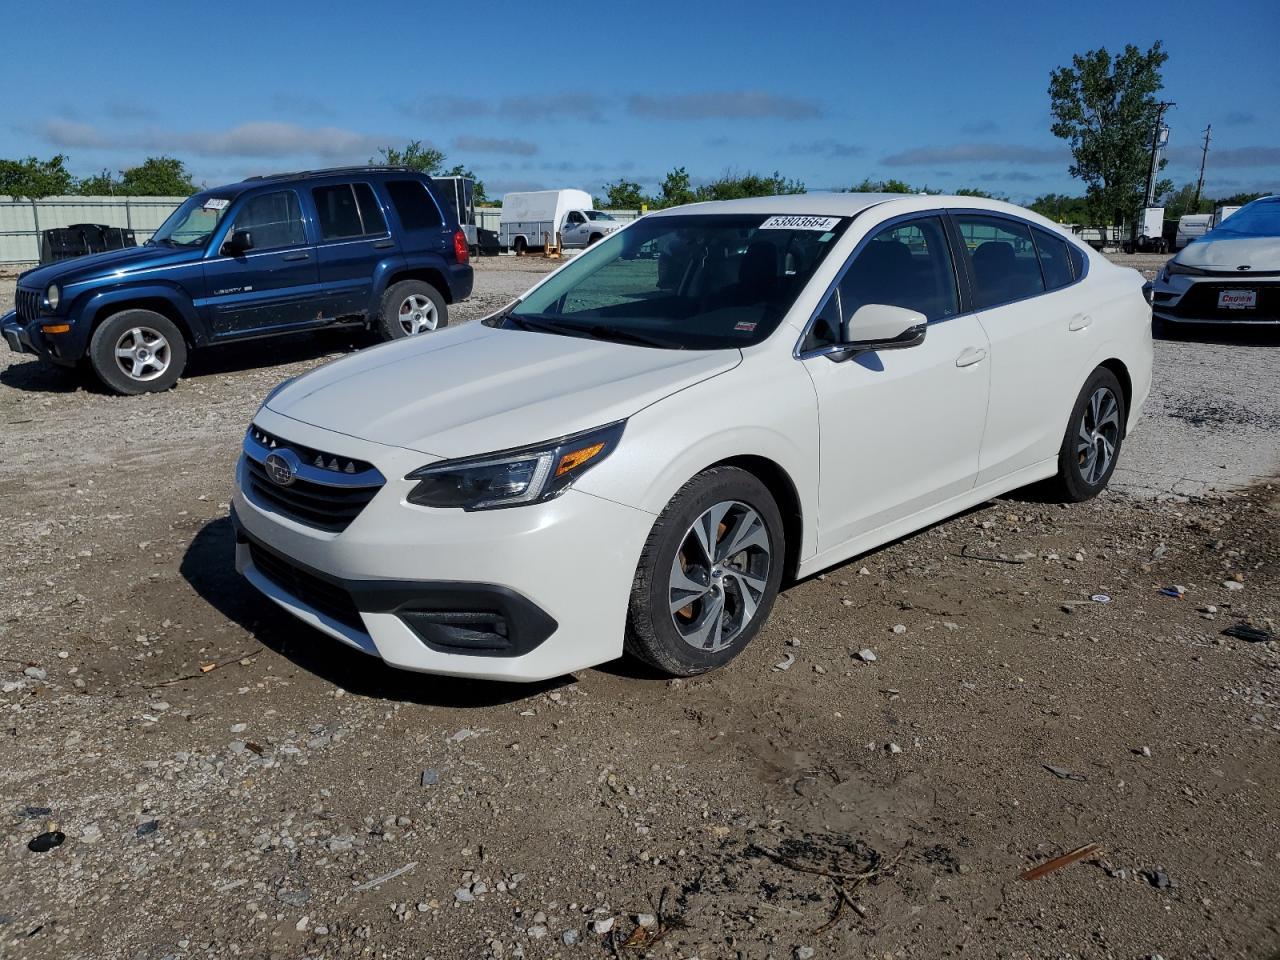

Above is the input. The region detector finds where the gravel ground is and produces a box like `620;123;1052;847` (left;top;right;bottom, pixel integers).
0;255;1277;959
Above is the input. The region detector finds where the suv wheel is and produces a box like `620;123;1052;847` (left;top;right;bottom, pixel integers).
1049;366;1127;502
88;309;187;395
625;467;785;676
377;280;448;341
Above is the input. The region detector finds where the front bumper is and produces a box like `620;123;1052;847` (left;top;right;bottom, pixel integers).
2;310;81;364
1152;273;1280;325
232;408;655;682
2;311;37;355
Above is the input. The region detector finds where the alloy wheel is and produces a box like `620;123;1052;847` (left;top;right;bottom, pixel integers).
668;500;772;652
113;326;171;382
398;294;439;336
1076;386;1121;485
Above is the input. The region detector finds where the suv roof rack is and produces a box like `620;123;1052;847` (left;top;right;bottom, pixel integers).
243;165;418;182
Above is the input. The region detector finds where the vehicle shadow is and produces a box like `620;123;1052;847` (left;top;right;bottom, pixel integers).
179;516;571;708
1155;322;1279;347
0;328;368;395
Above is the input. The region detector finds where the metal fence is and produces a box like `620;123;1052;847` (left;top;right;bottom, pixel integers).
0;196;190;264
0;197;645;264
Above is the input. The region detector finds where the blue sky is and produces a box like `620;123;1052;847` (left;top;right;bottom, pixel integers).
2;0;1276;202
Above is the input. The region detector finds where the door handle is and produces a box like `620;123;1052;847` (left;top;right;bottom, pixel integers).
372;240;394;249
282;252;310;261
955;347;987;368
1069;314;1093;331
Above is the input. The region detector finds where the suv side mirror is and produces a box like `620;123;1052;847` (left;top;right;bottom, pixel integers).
222;230;253;256
841;303;927;353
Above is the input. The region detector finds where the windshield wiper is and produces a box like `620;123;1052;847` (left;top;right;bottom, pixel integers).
507;313;680;349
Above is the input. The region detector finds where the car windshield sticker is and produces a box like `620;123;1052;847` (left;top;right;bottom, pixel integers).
758;215;842;232
202;198;230;211
734;321;758;332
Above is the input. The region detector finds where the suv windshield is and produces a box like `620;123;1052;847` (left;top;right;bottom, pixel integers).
499;213;850;349
585;211;615;221
151;195;232;247
1209;196;1280;238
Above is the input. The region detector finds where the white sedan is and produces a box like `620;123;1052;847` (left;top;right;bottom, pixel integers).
1153;195;1280;327
232;193;1153;681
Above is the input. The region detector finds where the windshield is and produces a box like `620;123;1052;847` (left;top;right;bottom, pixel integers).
585;211;615;221
498;213;850;349
151;195;232;247
1207;197;1280;239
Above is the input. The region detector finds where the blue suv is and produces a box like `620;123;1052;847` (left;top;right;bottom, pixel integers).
2;166;473;394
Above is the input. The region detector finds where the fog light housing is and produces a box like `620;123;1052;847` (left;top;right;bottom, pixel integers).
399;610;512;653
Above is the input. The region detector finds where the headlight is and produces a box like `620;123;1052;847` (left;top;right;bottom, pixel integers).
405;421;625;511
1162;260;1207;280
45;285;60;310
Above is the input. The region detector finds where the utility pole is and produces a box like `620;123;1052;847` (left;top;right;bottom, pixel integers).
1193;124;1211;208
1135;100;1174;250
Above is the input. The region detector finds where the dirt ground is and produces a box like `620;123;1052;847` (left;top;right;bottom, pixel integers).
1;256;1278;960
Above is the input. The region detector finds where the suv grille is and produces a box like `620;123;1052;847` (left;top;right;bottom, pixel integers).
1173;282;1280;321
242;426;385;533
248;542;364;631
15;287;42;322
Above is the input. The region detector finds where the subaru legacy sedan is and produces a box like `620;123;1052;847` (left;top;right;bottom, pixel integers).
231;193;1153;682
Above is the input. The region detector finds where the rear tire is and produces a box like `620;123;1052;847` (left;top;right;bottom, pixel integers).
588;233;604;245
1048;367;1126;502
513;237;527;256
87;309;186;395
625;467;785;677
376;280;448;341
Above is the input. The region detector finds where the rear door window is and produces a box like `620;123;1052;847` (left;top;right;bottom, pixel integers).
230;190;305;250
313;184;364;239
386;179;444;230
954;215;1045;308
1032;227;1074;290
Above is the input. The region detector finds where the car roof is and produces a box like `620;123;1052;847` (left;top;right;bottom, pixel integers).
646;191;1078;233
199;166;430;199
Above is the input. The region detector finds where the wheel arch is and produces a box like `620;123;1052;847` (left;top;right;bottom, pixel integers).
383;267;452;304
709;455;805;581
1097;357;1132;424
85;292;199;348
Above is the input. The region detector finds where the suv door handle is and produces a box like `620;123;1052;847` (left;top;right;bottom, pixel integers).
372;240;394;249
955;347;987;368
1069;313;1093;331
282;252;310;261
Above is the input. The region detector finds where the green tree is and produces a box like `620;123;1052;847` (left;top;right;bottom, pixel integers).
695;171;805;202
603;178;646;209
0;155;75;199
1215;191;1268;207
374;140;446;175
77;169;121;195
954;187;1003;199
1049;42;1169;226
655;167;696;208
1028;192;1093;223
118;156;196;195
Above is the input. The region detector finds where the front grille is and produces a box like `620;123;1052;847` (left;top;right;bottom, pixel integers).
248;543;364;632
15;287;42;322
242;426;384;533
1171;282;1280;321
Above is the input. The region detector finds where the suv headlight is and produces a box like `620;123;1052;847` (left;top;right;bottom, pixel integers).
45;284;60;311
1162;260;1207;280
406;421;625;511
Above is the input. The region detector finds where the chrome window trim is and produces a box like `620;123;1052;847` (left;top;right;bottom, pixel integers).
792;208;962;360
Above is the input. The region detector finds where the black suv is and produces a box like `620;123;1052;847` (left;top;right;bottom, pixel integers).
3;167;473;394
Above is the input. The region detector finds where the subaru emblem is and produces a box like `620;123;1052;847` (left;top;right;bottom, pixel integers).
264;450;298;486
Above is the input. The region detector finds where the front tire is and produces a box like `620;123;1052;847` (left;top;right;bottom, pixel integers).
1049;367;1126;502
625;467;785;676
87;309;187;395
376;280;448;341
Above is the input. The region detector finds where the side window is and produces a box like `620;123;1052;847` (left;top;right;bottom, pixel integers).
313;184;364;240
566;211;585;225
1033;227;1073;290
386;179;443;230
230;191;305;251
353;183;387;234
1067;242;1086;280
804;217;958;350
954;215;1045;308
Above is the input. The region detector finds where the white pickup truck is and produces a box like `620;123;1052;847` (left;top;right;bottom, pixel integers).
499;189;623;253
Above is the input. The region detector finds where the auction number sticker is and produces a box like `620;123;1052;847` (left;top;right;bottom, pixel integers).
202;198;230;211
759;215;842;231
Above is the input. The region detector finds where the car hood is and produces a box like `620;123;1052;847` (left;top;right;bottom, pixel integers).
1175;235;1280;271
266;322;741;458
19;245;203;290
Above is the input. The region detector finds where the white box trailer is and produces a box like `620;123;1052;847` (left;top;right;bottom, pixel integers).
499;189;594;252
1175;213;1213;249
1213;204;1242;227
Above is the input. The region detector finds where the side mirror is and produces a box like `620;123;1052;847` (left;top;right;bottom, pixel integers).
222;229;253;256
841;303;927;353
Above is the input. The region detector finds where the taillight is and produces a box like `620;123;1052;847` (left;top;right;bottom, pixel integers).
453;229;469;264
